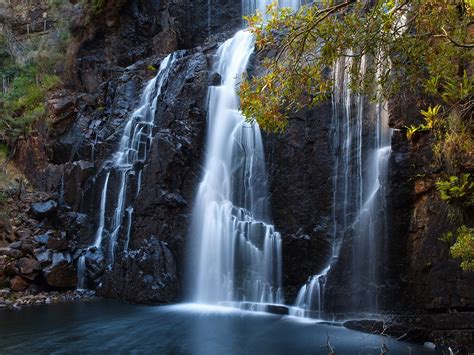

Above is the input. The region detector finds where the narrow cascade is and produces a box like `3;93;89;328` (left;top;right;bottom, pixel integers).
242;0;303;17
293;56;392;316
190;1;302;306
77;53;176;289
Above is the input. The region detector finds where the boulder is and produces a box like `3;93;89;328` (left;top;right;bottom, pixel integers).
0;247;23;259
44;252;77;288
10;276;29;291
18;258;41;275
33;233;50;245
29;200;58;220
47;238;69;251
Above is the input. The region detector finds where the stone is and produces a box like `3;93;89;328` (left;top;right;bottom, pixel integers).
18;257;41;275
29;200;58;220
8;241;22;249
10;276;29;292
209;72;222;86
44;252;76;288
34;249;52;267
34;234;50;245
0;247;23;259
47;238;69;251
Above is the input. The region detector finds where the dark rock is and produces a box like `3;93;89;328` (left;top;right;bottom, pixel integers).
47;238;69;251
20;243;35;256
33;234;50;245
8;241;22;249
29;200;58;220
81;248;106;288
100;238;178;304
34;249;52;267
10;275;29;291
18;258;41;275
0;247;23;259
44;252;77;288
209;72;222;86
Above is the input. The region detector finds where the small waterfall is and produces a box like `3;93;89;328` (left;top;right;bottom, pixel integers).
293;56;392;316
242;0;302;17
77;53;176;288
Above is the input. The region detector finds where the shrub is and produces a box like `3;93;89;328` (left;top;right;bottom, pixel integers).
436;174;474;208
450;226;474;272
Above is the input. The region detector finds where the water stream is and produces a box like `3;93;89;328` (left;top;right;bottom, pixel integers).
293;56;393;316
190;0;303;306
77;54;176;288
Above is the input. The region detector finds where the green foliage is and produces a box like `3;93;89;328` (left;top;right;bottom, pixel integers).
0;64;60;139
436;174;474;207
240;1;474;133
450;225;474;272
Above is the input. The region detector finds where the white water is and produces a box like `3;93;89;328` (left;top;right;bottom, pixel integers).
191;0;303;306
293;56;392;316
191;30;282;304
77;54;176;288
243;0;303;16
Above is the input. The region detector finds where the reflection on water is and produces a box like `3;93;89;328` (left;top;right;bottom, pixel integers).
0;301;438;354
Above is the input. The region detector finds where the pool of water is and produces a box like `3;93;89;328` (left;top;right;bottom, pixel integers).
0;301;438;354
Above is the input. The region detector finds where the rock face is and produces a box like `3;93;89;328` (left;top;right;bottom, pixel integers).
263;103;334;301
100;238;178;304
99;48;210;301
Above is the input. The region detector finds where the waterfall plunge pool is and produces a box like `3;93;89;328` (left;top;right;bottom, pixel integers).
0;301;439;354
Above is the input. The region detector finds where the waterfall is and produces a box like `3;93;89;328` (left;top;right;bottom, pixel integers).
77;53;176;289
190;0;302;306
293;56;392;316
242;0;303;17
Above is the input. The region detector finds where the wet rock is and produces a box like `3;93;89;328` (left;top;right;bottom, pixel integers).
101;238;178;304
29;200;58;220
10;276;29;291
43;252;76;288
83;248;106;285
209;72;222;86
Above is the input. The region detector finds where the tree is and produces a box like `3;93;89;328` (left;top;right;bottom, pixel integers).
240;0;473;133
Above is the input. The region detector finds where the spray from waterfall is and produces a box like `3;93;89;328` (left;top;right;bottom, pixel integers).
77;54;176;289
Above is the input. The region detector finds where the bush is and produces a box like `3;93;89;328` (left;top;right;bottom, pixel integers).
450;226;474;272
436;174;474;208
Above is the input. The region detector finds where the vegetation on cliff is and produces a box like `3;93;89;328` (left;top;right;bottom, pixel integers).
240;0;473;270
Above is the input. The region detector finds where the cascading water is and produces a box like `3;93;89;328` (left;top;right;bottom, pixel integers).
190;0;302;307
190;30;282;305
77;54;176;289
293;56;392;316
243;0;303;17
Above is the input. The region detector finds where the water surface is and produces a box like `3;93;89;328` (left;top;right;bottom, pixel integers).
0;301;439;354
